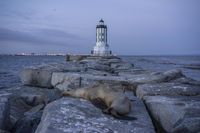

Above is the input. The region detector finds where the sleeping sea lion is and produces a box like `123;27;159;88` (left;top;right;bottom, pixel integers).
62;84;132;118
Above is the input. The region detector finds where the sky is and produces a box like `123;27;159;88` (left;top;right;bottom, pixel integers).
0;0;200;55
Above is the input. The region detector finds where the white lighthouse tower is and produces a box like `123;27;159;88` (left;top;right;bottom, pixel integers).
92;19;112;56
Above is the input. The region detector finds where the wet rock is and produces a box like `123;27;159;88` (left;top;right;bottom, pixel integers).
20;68;53;88
51;73;95;91
162;69;184;81
172;77;200;86
111;62;134;70
106;58;122;64
118;69;152;78
51;72;128;91
24;104;45;116
66;55;89;61
9;86;61;130
85;61;112;72
0;129;10;133
51;69;185;92
12;86;61;106
136;83;200;99
128;69;184;85
11;110;43;133
144;96;200;133
20;63;86;88
35;97;155;133
19;93;47;106
0;93;10;130
85;69;115;76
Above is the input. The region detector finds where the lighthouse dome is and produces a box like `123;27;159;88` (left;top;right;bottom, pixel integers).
97;19;107;28
99;19;104;23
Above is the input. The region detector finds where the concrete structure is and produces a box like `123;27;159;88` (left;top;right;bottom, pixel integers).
92;19;112;56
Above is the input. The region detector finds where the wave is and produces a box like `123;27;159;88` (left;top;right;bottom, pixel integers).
183;64;200;70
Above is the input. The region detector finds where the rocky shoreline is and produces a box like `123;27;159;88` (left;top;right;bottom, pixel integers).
0;55;200;133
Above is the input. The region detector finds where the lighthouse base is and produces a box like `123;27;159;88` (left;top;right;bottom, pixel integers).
92;45;112;56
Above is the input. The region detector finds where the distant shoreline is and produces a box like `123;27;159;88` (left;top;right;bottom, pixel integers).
0;54;200;57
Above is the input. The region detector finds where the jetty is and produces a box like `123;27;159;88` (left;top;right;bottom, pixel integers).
0;54;199;133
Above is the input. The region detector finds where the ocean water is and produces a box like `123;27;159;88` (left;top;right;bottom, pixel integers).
0;55;200;89
121;55;200;81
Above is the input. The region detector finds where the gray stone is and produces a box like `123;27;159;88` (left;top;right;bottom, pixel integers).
144;96;200;133
20;62;86;88
51;72;128;91
35;97;155;133
86;62;112;72
19;93;47;106
0;93;10;130
51;69;185;92
172;77;200;86
12;86;61;106
66;54;89;61
118;69;153;78
11;110;42;133
24;104;45;116
106;58;122;64
20;68;53;88
0;129;10;133
111;62;134;70
128;69;184;85
85;69;115;76
136;83;200;99
163;69;184;81
9;86;61;130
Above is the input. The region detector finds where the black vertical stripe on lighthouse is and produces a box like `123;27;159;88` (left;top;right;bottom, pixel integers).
96;28;97;42
105;28;107;43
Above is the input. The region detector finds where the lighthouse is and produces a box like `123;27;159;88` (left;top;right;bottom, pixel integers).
92;19;112;56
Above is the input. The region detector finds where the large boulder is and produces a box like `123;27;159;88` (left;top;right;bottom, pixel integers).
35;96;155;133
0;129;10;133
66;54;89;61
0;93;10;130
128;69;185;85
162;69;184;81
136;83;200;99
86;69;116;76
11;86;61;107
83;61;112;72
144;96;200;133
20;68;53;88
20;63;86;88
51;69;185;92
111;62;134;70
172;77;200;86
9;86;61;132
51;72;128;91
11;110;43;133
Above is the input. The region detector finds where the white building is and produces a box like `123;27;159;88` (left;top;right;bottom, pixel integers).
92;19;112;56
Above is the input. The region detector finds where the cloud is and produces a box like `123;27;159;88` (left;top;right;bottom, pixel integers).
1;10;33;20
0;27;84;46
34;28;84;40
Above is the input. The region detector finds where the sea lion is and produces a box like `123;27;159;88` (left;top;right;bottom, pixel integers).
62;84;132;118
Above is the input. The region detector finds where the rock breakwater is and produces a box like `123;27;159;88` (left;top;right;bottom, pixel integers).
0;55;199;133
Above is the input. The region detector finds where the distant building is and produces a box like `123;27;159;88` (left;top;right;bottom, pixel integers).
92;19;112;56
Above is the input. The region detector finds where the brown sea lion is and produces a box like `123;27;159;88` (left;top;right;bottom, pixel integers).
62;84;132;117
